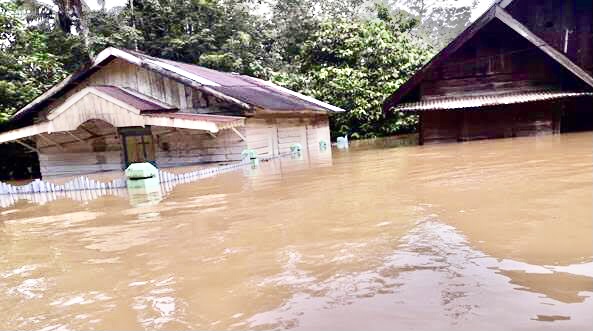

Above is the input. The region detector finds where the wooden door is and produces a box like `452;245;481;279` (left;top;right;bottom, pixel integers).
120;127;156;167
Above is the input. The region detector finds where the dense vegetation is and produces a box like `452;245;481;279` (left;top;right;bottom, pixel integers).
0;0;478;138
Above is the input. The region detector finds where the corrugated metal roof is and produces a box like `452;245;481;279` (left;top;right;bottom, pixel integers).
394;90;593;111
126;49;344;113
93;85;177;112
9;48;345;127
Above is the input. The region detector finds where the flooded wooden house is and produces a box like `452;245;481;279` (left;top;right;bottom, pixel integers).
0;47;343;178
383;0;593;144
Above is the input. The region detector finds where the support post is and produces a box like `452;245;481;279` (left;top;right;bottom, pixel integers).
231;127;246;141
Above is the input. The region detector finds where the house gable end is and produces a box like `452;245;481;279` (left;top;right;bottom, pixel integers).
383;5;593;112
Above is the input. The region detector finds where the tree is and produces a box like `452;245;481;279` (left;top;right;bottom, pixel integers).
376;0;478;50
272;5;433;139
0;1;69;123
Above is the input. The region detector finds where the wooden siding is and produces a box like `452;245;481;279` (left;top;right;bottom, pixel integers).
419;102;566;144
245;115;331;158
42;59;240;120
36;119;123;177
419;19;581;100
153;127;247;167
507;0;593;73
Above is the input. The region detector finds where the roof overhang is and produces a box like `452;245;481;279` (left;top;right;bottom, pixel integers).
10;47;345;126
0;86;245;144
395;90;593;112
383;5;593;112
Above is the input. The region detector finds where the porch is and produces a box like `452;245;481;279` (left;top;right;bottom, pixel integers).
0;86;247;178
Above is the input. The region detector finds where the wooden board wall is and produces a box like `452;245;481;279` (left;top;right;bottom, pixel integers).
507;0;593;74
36;119;123;177
419;19;582;100
152;126;247;167
420;103;564;144
245;115;331;158
35;114;333;177
41;59;239;120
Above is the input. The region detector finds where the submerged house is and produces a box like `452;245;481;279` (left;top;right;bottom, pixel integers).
0;47;343;178
383;0;593;144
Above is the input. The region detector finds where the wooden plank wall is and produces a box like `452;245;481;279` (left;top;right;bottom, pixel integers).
36;119;123;177
152;115;330;167
419;20;572;100
35;115;333;176
420;103;562;144
421;112;461;144
245;115;331;158
50;93;145;131
507;0;593;74
42;59;238;119
152;126;247;167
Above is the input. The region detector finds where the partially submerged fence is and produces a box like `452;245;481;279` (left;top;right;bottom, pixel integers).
0;158;253;196
0;146;310;209
0;159;254;208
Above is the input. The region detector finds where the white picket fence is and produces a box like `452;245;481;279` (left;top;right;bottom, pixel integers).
0;158;253;196
156;157;252;184
0;149;303;208
0;161;255;208
0;188;129;209
0;177;127;195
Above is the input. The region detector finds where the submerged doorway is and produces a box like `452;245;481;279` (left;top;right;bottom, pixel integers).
119;127;156;167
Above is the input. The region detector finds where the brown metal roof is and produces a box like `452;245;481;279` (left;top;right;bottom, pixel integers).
93;85;177;112
8;48;344;129
126;50;342;112
395;90;593;112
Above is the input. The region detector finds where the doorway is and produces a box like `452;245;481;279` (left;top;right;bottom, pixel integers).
119;127;156;167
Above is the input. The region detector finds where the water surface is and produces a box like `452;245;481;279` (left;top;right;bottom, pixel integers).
1;132;592;330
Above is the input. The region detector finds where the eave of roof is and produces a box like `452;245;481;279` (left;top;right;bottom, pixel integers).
0;86;246;144
394;90;593;111
11;47;344;126
382;5;593;112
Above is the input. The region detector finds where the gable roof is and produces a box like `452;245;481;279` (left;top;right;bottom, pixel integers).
382;4;593;112
11;47;344;125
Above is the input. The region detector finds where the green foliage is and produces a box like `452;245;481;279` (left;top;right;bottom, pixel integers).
0;2;69;123
272;7;432;139
0;0;444;139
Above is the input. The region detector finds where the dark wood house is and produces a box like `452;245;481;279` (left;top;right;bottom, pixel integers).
383;0;593;144
0;48;343;178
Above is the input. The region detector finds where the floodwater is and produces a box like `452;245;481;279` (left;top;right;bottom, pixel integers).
1;132;592;330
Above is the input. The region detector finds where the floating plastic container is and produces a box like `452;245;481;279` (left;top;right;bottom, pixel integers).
127;176;162;206
336;136;349;149
125;162;159;180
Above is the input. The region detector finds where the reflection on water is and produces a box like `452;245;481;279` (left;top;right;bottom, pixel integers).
0;133;591;330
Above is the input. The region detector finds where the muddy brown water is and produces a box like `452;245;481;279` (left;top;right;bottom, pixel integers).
1;132;592;330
